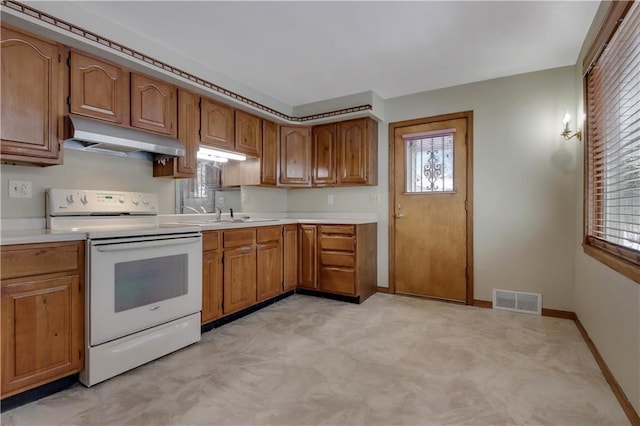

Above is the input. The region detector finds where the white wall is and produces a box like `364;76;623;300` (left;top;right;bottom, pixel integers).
1;149;176;217
571;1;640;413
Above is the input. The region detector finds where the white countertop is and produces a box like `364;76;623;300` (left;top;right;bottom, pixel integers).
1;213;378;245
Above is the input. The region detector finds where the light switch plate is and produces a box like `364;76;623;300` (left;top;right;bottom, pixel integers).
8;180;33;199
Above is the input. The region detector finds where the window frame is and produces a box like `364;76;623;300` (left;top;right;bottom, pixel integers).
582;0;640;284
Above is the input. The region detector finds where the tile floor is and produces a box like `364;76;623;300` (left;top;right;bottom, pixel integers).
1;293;629;425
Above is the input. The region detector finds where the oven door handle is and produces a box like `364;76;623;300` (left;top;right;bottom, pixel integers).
95;236;201;252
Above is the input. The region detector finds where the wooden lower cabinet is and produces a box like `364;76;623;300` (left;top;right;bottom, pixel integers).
201;231;223;324
298;224;318;289
256;227;283;302
318;223;377;303
283;224;298;291
1;241;84;399
222;229;257;315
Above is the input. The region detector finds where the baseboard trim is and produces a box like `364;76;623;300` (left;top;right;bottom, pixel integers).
473;298;639;424
574;319;640;425
376;286;390;293
472;299;492;309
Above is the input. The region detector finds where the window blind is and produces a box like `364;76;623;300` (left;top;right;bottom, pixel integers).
585;1;640;263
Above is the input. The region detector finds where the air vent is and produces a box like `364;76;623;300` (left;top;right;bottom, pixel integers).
492;289;541;315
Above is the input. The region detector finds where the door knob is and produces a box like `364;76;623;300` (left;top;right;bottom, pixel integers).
395;212;405;219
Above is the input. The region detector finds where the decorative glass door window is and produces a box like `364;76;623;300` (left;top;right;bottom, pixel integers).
404;129;455;193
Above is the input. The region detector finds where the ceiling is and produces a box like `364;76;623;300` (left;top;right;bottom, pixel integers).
26;1;599;108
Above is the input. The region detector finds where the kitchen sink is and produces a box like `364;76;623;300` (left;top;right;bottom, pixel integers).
169;218;280;226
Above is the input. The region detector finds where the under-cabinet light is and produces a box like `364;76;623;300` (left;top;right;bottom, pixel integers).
197;147;246;162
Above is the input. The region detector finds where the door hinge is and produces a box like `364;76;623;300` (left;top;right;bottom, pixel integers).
58;53;61;63
465;200;468;211
221;254;224;265
198;129;202;137
67;96;71;106
198;99;202;109
67;55;71;67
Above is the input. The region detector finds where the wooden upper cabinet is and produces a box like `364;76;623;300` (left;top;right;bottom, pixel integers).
200;98;235;151
337;117;378;185
261;120;278;185
130;73;176;137
279;126;312;187
69;51;127;125
1;26;62;166
312;123;337;186
235;110;261;157
153;89;198;178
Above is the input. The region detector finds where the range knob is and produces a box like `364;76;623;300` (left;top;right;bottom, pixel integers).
66;194;74;204
142;197;149;205
80;194;89;205
131;195;140;206
118;195;125;204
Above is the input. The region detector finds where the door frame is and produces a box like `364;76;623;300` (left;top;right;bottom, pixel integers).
388;111;474;304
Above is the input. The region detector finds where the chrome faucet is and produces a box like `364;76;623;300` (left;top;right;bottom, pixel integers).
215;206;222;222
182;206;200;214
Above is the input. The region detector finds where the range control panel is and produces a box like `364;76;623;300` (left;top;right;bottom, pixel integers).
46;188;159;216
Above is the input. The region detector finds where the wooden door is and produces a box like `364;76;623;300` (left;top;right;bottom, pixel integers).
201;250;223;324
235;110;261;157
200;98;235;151
391;113;472;302
130;73;176;136
298;224;318;289
69;51;126;124
261;120;278;185
1;26;62;165
312;123;337;186
280;126;311;187
1;275;83;398
338;118;376;185
283;224;298;291
153;89;199;178
223;247;256;314
257;241;283;302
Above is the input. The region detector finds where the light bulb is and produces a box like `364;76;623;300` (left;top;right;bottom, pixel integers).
563;112;571;125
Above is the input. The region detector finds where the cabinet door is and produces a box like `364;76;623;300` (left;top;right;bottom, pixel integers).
235;110;261;157
279;126;311;187
200;98;235;151
283;224;298;291
261;120;278;185
153;89;198;178
69;51;126;124
312;123;337;186
257;241;283;302
130;73;176;136
223;246;257;314
1;275;83;398
298;225;318;289
1;26;62;165
337;118;377;185
201;250;223;324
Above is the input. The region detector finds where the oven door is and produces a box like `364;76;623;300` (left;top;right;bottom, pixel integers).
89;233;202;346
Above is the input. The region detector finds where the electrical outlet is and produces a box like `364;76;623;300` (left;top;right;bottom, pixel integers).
370;193;381;203
327;194;334;205
8;180;32;199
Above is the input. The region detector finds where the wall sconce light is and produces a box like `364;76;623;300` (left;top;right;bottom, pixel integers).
561;112;582;141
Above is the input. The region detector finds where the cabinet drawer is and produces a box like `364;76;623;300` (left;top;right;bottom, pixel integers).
257;226;282;244
319;267;355;295
1;242;82;281
223;229;255;248
320;235;355;252
202;231;220;251
319;225;354;235
320;251;355;268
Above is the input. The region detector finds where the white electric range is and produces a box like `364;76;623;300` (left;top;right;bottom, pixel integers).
46;188;203;387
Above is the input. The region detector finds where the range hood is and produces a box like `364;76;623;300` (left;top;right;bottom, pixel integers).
64;116;185;160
